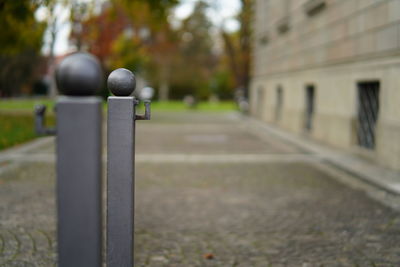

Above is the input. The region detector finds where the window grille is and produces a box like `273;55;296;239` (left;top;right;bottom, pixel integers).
357;81;380;149
275;86;283;121
304;85;315;131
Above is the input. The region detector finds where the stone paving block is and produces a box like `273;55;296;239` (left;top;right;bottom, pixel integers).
1;112;400;266
134;162;400;266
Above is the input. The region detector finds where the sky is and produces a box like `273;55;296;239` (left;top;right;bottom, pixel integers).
36;0;241;56
174;0;241;30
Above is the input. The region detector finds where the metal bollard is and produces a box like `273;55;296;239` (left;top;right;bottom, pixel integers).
34;105;56;135
106;68;150;267
35;52;104;267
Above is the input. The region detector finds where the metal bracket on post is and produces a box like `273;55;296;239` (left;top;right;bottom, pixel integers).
34;104;56;135
135;100;151;120
106;68;150;267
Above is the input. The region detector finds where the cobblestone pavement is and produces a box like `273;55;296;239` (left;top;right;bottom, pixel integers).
1;111;400;266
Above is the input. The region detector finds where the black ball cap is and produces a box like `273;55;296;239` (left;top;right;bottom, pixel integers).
56;52;103;96
107;68;136;96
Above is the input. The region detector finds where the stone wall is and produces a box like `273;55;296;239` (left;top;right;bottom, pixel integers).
250;0;400;170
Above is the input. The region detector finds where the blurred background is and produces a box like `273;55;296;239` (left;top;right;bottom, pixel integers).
0;0;249;101
1;0;399;170
0;0;251;150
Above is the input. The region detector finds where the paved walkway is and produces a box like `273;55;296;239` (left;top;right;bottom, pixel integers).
1;111;400;266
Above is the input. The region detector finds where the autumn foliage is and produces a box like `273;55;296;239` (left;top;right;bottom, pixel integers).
70;0;250;100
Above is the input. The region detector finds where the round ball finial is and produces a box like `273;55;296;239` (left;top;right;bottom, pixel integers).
107;68;136;96
56;52;103;96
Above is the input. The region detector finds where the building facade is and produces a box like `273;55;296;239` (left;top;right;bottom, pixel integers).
250;0;400;170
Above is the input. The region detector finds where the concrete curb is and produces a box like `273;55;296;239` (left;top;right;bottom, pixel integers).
0;136;54;175
245;115;400;195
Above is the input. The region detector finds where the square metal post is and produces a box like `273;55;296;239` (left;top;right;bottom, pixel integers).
107;96;136;267
56;96;103;267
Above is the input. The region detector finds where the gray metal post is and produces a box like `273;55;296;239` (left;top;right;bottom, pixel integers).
106;68;150;267
55;53;104;267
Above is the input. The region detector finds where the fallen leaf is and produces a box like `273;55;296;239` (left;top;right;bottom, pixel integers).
203;253;214;260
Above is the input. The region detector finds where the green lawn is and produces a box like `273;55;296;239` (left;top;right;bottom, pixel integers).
0;98;55;111
0;98;237;150
136;100;237;112
0;99;237;112
0;99;55;150
0;112;55;150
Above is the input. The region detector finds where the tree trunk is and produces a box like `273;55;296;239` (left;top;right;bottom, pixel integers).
48;11;58;98
159;79;169;101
